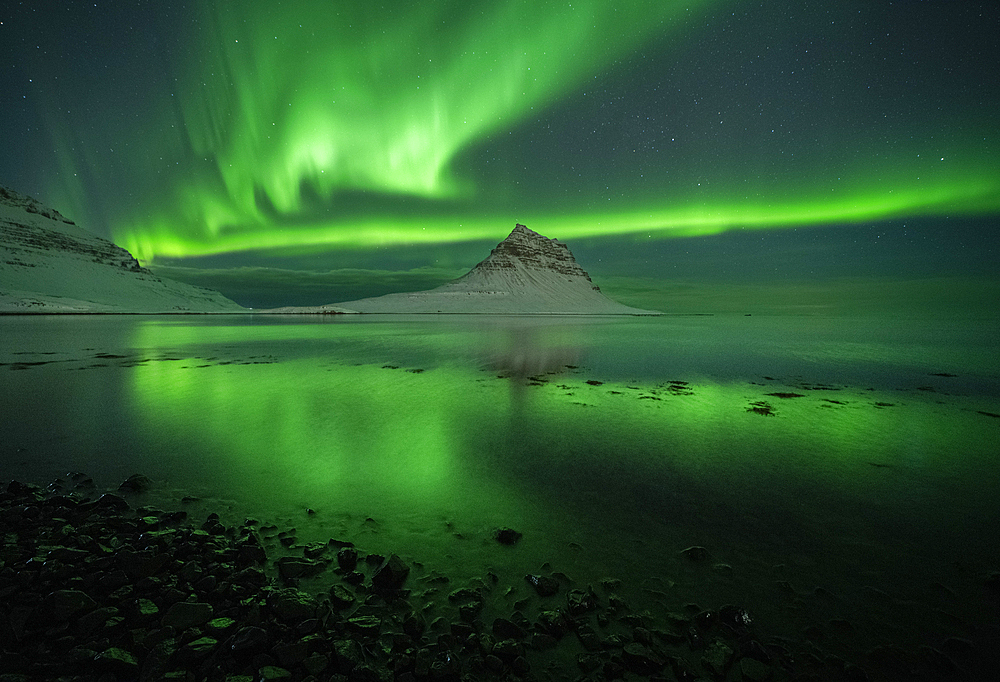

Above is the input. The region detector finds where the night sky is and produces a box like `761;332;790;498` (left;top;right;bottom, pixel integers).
3;1;998;313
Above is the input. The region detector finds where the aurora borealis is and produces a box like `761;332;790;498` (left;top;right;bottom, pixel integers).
3;0;998;310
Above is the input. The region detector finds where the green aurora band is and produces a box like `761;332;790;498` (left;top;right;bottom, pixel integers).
43;0;1000;262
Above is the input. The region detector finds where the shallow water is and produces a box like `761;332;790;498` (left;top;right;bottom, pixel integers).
2;313;998;666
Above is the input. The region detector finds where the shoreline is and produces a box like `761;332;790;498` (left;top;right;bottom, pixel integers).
3;475;992;681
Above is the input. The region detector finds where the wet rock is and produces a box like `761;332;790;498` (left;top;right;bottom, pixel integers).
330;584;356;610
274;640;309;667
525;574;559;597
162;601;213;630
493;617;526;641
268;588;318;622
680;546;711;562
44;589;97;620
304;652;329;676
118;473;153;494
231;626;269;652
622;642;662;675
277;556;323;581
94;493;130;512
258;665;292;680
177;635;218;664
495;527;522;545
740;656;774;681
701;639;734;676
348;615;381;636
337;546;359;571
511;655;530;676
372;553;409;592
93;646;139;675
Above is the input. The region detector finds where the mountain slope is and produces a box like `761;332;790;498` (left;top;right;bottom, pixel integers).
328;224;659;314
0;186;243;313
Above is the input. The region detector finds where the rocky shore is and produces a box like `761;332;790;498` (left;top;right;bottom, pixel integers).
0;475;985;682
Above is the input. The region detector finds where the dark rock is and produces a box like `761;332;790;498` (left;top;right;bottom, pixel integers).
258;665;292;680
680;546;711;562
44;589;97;620
118;474;153;494
93;646;139;675
336;546;358;571
495;528;522;545
273;641;309;667
94;492;130;511
701;639;734;676
334;638;363;672
511;655;530;676
622;642;663;674
330;584;356;610
525;574;559;597
268;588;318;621
277;556;323;581
493;617;526;641
372;554;409;592
236;534;267;566
348;615;381;636
162;601;213;630
176;636;218;664
231;566;268;587
740;656;774;681
231;626;269;652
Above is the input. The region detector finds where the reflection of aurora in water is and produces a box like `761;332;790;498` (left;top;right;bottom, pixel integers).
121;317;1000;582
2;314;998;662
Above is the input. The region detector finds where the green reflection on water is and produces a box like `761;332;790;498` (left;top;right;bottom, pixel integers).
118;316;1000;648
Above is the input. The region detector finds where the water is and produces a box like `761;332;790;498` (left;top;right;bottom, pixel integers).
2;313;999;667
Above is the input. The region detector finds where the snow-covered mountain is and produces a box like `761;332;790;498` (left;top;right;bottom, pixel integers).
0;186;243;313
325;224;659;314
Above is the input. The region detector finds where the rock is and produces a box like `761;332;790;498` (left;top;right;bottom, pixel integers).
511;655;530;676
679;546;711;562
118;474;153;493
303;652;329;676
525;574;559;597
162;601;213;630
277;556;322;581
622;643;663;674
268;588;318;621
44;589;97;620
337;546;359;571
231;626;269;652
701;639;734;676
495;528;522;545
740;656;773;681
258;665;292;680
330;584;356;610
273;641;309;667
93;647;139;675
493;617;527;641
372;554;409;592
348;615;381;636
177;636;218;664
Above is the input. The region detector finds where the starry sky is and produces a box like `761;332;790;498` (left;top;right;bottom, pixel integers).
2;0;998;313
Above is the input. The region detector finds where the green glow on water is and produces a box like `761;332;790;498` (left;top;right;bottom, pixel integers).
127;319;994;535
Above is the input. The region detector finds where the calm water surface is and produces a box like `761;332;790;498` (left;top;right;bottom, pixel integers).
2;313;998;662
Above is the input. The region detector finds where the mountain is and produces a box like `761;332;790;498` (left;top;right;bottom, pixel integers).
324;224;659;314
0;186;243;313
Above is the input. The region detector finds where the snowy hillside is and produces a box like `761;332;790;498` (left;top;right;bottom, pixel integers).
0;186;243;313
324;224;659;315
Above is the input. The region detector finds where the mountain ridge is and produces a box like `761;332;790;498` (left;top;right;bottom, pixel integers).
0;186;244;313
320;224;659;315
